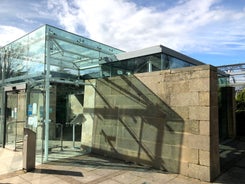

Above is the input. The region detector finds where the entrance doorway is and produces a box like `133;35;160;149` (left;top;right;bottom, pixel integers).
1;82;85;163
47;83;85;158
4;89;26;151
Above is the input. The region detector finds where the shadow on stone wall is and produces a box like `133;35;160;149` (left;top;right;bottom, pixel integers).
85;75;184;173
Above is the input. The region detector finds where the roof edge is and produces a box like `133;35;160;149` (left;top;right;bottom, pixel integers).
114;45;206;66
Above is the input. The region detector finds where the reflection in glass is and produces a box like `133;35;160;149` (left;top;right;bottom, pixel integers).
101;53;195;77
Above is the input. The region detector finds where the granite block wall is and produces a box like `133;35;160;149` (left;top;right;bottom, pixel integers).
82;65;220;181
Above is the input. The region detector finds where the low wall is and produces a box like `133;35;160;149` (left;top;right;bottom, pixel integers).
82;65;220;181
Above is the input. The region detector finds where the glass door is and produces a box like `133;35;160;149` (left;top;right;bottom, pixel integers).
5;90;26;150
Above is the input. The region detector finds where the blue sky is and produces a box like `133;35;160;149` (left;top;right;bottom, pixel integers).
1;0;245;66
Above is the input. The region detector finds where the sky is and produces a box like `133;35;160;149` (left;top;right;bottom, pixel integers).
0;0;245;66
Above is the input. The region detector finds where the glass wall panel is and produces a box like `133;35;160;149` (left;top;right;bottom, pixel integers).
0;89;3;147
169;56;194;69
218;75;229;87
101;53;162;77
0;26;45;81
27;86;45;163
149;54;162;71
101;53;196;77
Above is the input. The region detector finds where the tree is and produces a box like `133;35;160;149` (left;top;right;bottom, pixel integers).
236;89;245;112
0;43;27;80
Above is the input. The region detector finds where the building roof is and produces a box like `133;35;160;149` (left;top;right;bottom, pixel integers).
114;45;205;66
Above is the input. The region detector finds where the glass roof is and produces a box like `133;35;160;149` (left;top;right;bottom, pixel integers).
46;25;124;74
0;24;124;82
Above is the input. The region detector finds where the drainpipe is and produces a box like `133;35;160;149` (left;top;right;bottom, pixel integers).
44;32;50;162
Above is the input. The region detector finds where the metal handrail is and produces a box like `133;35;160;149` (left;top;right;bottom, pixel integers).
65;121;82;149
6;120;25;151
35;122;64;157
55;123;64;151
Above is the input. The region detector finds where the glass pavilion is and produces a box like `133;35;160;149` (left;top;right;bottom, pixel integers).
0;24;222;163
0;25;123;162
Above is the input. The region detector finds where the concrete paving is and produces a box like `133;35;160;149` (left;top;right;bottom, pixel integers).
0;152;209;184
0;148;22;175
0;138;245;184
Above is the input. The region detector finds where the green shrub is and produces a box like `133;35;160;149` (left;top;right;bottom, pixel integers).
236;89;245;112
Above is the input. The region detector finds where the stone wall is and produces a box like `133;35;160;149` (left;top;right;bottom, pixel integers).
81;80;96;152
82;65;220;181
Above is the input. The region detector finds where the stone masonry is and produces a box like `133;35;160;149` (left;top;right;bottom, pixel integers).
82;65;220;182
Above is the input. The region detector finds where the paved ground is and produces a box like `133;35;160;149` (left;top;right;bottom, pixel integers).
0;152;209;184
0;148;22;175
0;138;245;184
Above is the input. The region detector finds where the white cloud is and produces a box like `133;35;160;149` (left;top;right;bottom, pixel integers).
38;0;245;55
0;26;26;47
47;0;80;33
